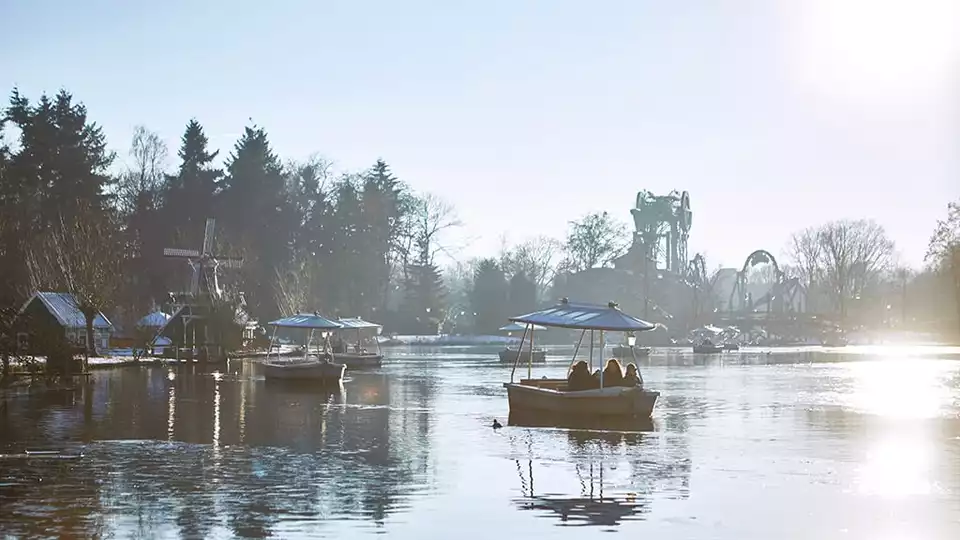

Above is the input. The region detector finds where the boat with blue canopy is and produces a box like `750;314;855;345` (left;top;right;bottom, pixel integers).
331;317;384;368
498;322;548;364
263;313;346;382
503;298;660;419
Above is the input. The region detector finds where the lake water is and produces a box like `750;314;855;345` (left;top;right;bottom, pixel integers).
2;346;959;539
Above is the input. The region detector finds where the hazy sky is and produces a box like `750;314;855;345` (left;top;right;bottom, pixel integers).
2;0;957;270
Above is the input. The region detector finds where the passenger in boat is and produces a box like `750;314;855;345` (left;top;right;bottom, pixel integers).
566;361;593;391
623;363;643;387
602;358;624;387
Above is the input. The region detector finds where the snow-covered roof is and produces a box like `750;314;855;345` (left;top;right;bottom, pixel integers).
268;313;343;329
137;310;171;328
21;292;113;330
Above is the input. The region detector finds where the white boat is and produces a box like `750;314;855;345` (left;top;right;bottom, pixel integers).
498;322;547;363
262;313;346;383
611;344;651;358
331;317;384;368
499;347;546;363
263;357;345;380
503;299;660;420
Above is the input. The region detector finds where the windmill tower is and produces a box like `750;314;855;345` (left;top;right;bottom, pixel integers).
159;218;245;360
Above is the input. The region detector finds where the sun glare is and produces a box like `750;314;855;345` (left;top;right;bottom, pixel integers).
845;357;953;419
858;436;935;498
788;0;959;101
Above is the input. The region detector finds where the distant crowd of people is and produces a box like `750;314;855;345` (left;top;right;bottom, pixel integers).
566;358;642;391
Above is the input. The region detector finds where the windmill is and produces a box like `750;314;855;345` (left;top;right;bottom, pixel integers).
158;218;246;361
163;218;243;298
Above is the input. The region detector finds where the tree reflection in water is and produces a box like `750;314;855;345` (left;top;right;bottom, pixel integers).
0;360;436;538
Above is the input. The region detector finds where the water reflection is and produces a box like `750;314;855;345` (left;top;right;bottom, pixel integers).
0;361;437;538
0;347;958;538
514;459;652;527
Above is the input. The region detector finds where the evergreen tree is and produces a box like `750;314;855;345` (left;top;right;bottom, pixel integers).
2;89;115;303
508;271;538;316
470;258;509;334
400;262;446;335
5;89;114;225
218;125;293;319
163;119;221;249
360;159;406;315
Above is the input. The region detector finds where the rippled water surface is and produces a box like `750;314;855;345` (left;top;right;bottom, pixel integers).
2;346;959;539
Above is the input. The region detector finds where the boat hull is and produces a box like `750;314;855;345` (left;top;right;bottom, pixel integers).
262;359;345;381
692;345;724;354
332;352;383;368
499;348;547;364
722;343;740;351
504;379;658;418
611;345;651;358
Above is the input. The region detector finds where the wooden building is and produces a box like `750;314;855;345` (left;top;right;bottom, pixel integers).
17;292;114;353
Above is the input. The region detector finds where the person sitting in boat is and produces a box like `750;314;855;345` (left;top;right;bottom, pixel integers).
623;363;643;387
591;369;602;389
602;358;625;387
566;361;593;391
353;342;362;353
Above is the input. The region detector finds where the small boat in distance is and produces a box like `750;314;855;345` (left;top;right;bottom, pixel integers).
692;339;724;354
498;322;547;364
503;299;660;419
722;342;740;351
332;317;385;368
611;345;651;357
262;314;346;383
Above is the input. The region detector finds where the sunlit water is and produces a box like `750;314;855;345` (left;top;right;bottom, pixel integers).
2;346;959;539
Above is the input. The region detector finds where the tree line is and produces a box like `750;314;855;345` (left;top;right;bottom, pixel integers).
1;88;956;348
0;89;466;342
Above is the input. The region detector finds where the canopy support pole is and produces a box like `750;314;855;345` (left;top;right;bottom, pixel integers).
306;329;315;361
599;330;605;389
268;325;278;361
528;325;534;381
510;324;530;383
571;329;586;369
589;330;595;372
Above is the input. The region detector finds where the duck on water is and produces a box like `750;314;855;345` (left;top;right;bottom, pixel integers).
502;299;660;420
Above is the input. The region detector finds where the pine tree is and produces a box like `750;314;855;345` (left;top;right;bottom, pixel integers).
5;89;114;229
218;125;293;319
470;258;509;334
360;159;406;315
508;271;538;316
163;119;221;249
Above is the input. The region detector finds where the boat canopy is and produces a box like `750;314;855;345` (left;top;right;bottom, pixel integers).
268;313;343;329
498;322;547;332
337;317;383;336
509;299;656;332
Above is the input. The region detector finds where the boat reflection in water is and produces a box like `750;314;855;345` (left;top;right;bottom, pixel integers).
507;409;655;433
514;459;653;527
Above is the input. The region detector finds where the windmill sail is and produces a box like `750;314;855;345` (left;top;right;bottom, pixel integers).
164;248;201;258
202;218;216;256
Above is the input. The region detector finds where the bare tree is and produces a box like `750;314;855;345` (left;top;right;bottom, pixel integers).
117;126;168;216
785;226;823;290
26;203;123;358
926;202;960;331
817;219;895;318
275;255;312;317
409;193;462;267
563;211;630;272
499;236;563;300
